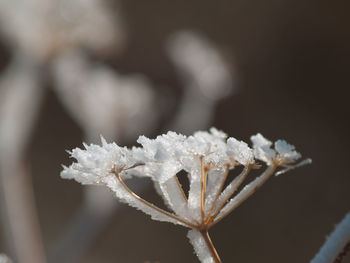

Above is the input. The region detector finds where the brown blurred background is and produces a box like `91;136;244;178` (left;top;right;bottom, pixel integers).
1;0;350;262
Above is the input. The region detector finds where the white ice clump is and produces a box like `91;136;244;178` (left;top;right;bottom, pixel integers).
226;138;254;165
61;137;134;184
250;133;276;164
251;133;305;168
274;139;301;163
61;128;311;262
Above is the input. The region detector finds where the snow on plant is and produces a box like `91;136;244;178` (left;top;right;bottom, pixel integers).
61;128;311;262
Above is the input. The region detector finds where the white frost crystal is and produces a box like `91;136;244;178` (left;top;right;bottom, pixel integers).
251;133;306;166
61;128;310;262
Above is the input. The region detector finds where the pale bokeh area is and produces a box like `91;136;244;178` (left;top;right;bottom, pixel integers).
0;0;350;262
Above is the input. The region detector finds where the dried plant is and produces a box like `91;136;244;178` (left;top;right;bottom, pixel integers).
61;128;311;262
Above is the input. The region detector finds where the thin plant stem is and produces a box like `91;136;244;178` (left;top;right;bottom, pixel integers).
206;165;251;224
205;165;230;222
200;156;205;222
114;173;197;229
200;229;221;263
0;162;46;263
174;174;188;203
203;168;208;210
209;165;277;227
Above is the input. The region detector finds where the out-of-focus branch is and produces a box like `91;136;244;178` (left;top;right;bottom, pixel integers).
0;55;46;263
166;30;236;134
311;212;350;263
0;163;45;263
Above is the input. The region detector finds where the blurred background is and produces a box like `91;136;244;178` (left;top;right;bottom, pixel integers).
0;0;350;262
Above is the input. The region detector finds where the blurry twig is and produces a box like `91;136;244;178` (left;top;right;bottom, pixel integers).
0;54;46;263
166;31;235;133
311;212;350;263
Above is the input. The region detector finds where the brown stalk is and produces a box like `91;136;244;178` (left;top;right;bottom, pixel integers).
203;167;208;220
200;229;222;263
200;156;205;222
174;175;188;202
206;165;251;225
209;165;277;227
113;172;197;229
205;165;230;223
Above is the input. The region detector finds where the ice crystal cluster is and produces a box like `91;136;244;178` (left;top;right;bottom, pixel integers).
61;128;311;262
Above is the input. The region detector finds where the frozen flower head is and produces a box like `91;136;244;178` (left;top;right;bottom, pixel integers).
251;133;312;175
61;128;311;263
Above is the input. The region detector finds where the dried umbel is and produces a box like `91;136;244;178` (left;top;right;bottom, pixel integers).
61;128;311;262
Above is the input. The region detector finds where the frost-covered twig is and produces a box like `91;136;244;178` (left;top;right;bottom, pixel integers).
311;212;350;263
61;128;311;262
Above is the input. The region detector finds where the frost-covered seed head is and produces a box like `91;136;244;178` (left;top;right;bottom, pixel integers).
61;128;311;263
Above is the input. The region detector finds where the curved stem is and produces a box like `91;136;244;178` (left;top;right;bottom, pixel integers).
200;229;221;263
114;173;197;229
